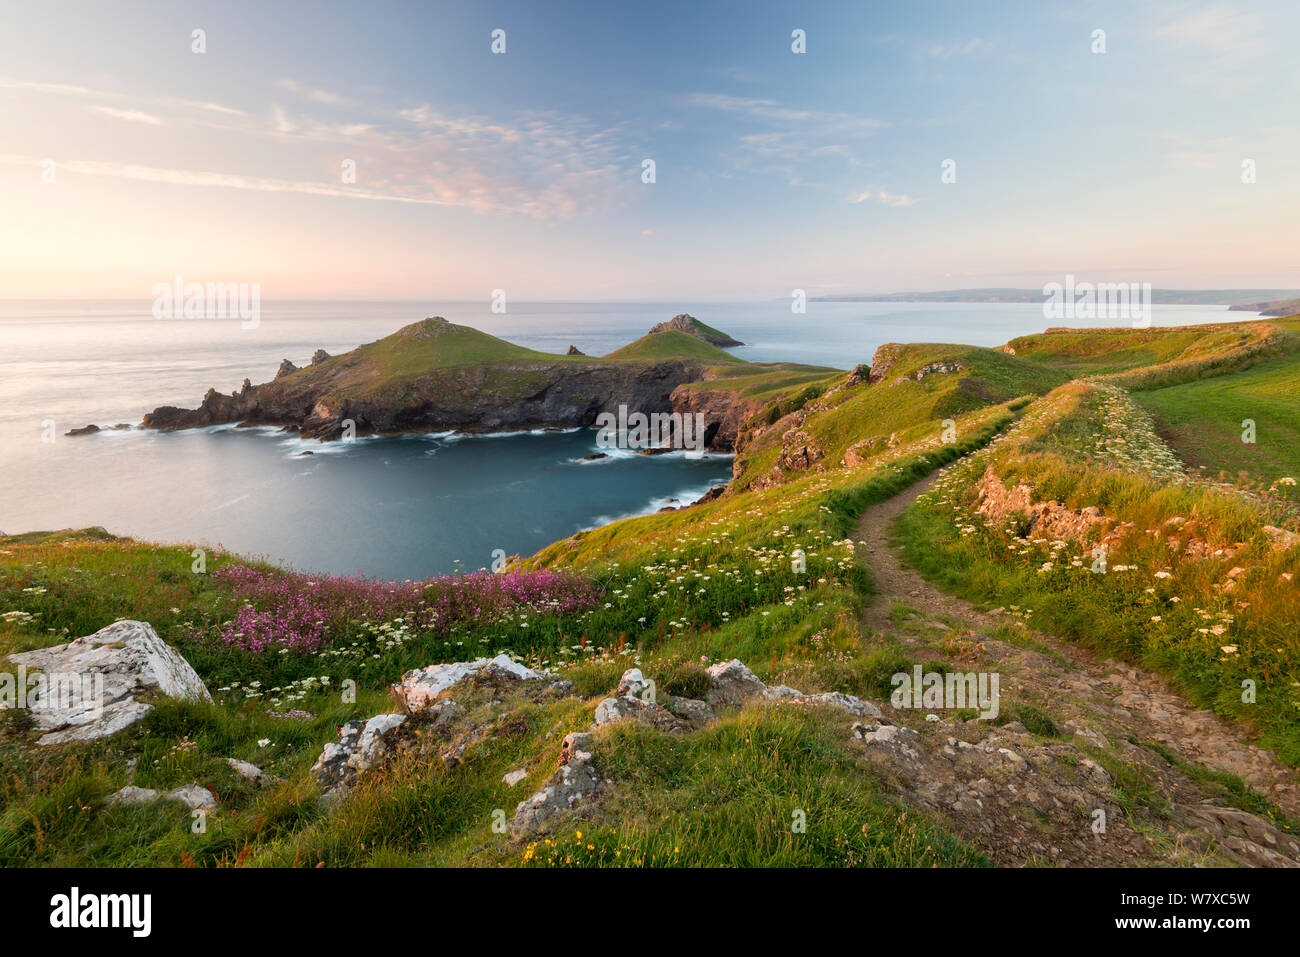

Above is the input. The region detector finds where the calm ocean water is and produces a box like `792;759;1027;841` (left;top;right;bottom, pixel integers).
0;299;1241;578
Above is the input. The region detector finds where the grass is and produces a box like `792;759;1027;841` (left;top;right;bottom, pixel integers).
894;382;1300;764
1133;349;1300;502
604;329;746;364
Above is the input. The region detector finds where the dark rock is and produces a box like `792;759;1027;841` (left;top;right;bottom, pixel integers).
276;359;299;379
579;452;607;461
65;424;100;436
311;349;331;365
565;345;585;356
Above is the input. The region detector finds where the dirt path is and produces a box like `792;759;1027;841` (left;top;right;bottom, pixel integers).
849;469;1300;867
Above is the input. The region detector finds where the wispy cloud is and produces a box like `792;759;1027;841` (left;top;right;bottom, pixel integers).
87;105;164;125
927;37;992;59
849;189;916;207
276;77;352;106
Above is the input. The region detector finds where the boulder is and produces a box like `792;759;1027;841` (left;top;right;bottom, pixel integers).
275;359;299;378
511;744;600;836
592;695;687;732
106;784;217;810
226;757;276;787
310;713;407;792
392;653;550;714
7;620;211;745
704;658;766;710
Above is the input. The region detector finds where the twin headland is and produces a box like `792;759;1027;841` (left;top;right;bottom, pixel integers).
140;313;828;453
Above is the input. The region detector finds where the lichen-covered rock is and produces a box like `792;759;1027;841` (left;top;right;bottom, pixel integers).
704;658;766;710
664;695;715;729
392;653;549;714
763;686;883;718
510;745;600;836
7;620;211;746
616;668;649;699
106;783;217;810
593;695;687;732
226;758;276;787
310;713;407;792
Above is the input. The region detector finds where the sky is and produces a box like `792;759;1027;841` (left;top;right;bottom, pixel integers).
0;0;1297;300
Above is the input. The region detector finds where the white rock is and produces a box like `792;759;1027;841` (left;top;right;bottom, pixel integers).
394;653;549;714
106;783;217;810
616;668;648;699
704;658;766;709
7;620;211;745
502;768;528;787
226;757;275;787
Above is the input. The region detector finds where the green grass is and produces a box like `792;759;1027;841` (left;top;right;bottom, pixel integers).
604;329;746;364
894;383;1300;765
1133;349;1300;500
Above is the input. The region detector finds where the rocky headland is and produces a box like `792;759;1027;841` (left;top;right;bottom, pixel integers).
140;316;783;451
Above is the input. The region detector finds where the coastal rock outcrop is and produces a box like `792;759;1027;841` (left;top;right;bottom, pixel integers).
7;620;212;745
141;316;764;451
648;313;743;347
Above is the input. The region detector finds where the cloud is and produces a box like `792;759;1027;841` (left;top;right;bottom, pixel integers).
877;191;916;207
927;37;993;59
2;70;634;219
848;189;916;207
87;105;164;125
276;77;351;106
688;92;887;181
1155;4;1264;55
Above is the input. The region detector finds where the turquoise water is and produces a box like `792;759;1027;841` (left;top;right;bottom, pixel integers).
0;299;1242;576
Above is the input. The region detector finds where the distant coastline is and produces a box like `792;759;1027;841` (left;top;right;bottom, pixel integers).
811;288;1300;306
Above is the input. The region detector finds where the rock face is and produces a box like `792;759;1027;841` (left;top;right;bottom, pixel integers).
648;313;743;347
311;349;331;365
144;332;745;452
276;359;299;379
7;620;212;745
668;381;766;451
566;345;585;356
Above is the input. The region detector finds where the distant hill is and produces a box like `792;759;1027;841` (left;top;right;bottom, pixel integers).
1228;298;1300;316
139;315;801;449
813;289;1300;306
647;313;744;347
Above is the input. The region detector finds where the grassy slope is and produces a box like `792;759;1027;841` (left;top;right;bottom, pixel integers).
604;329;746;364
896;373;1300;763
1131;341;1300;501
731;343;1066;489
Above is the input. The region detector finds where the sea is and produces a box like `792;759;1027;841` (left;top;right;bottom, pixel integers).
0;299;1243;579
